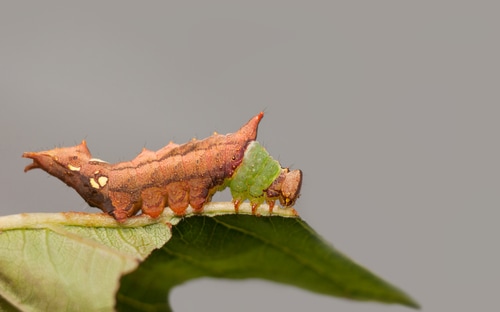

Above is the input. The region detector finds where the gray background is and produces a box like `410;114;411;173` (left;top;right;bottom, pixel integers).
1;1;498;311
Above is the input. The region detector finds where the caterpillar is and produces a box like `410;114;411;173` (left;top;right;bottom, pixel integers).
22;112;302;222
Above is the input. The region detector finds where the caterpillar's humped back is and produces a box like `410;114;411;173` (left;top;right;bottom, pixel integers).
22;112;302;222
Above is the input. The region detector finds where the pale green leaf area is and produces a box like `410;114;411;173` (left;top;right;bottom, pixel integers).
0;203;419;312
0;212;170;312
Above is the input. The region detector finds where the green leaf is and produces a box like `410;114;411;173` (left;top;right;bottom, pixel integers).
0;212;171;311
0;203;419;311
117;213;419;311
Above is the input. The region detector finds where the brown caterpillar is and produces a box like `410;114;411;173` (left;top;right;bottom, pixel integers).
23;113;302;222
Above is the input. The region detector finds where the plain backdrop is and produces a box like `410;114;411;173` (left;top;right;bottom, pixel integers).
1;1;499;311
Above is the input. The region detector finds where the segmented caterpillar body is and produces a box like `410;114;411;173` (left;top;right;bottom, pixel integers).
23;113;302;222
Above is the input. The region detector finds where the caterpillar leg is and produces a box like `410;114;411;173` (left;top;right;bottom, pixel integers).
141;187;166;218
166;182;190;215
233;199;241;213
188;178;211;213
267;200;275;214
251;203;259;215
109;191;141;222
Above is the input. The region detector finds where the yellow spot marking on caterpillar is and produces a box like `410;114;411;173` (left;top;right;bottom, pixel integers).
98;176;108;187
90;178;100;189
68;164;80;171
94;170;100;174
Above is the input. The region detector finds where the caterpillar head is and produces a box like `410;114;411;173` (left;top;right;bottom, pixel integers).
23;140;92;175
267;168;303;207
23;140;111;209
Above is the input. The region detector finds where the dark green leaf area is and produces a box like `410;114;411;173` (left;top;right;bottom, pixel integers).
117;215;419;311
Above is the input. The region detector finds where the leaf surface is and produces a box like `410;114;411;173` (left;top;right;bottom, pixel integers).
0;213;170;311
117;213;419;311
0;203;419;311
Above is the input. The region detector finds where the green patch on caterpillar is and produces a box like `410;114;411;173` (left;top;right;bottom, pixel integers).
229;141;302;213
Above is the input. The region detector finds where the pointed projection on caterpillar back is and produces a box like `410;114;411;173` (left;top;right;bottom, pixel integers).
22;112;302;222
